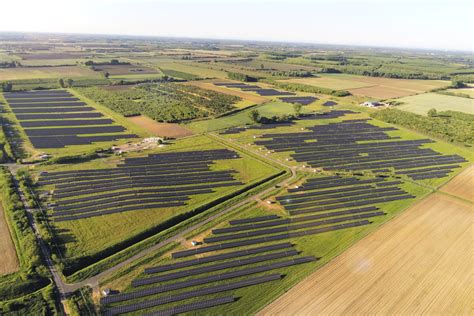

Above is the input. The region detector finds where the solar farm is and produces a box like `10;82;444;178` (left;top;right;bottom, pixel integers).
2;89;139;149
40;149;242;222
0;34;472;316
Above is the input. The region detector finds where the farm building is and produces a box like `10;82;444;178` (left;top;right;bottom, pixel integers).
360;101;385;107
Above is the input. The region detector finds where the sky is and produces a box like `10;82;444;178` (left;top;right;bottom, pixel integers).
0;0;472;51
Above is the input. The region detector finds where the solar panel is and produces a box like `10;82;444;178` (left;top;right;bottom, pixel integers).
145;242;292;274
135;249;298;286
103;274;281;316
142;296;235;316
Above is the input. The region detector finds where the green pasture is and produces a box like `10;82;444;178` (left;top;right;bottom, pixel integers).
395;93;474;115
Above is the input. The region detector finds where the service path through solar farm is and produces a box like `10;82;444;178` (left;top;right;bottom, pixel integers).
89;109;472;315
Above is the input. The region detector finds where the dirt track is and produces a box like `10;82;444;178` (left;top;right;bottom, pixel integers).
0;204;19;275
440;164;474;202
259;193;473;315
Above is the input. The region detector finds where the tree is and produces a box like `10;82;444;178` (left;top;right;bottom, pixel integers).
427;108;437;117
58;78;65;88
1;81;13;92
66;79;74;87
260;64;265;70
249;109;261;123
104;72;110;79
293;103;303;116
110;59;120;65
451;80;467;89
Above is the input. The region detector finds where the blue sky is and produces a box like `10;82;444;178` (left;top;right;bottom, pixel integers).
1;0;472;51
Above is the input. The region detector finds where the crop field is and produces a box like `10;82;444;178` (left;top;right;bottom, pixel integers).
0;66;99;80
395;92;474;115
440;163;474;201
92;64;160;76
280;74;449;98
34;135;280;272
126;115;193;138
0;203;19;275
146;58;227;78
259;192;473;315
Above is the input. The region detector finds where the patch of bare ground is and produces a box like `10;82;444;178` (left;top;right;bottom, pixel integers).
440;164;474;202
259;193;473;315
0;204;19;275
127;115;193;138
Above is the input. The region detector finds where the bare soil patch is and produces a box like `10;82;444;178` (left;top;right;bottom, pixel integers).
259;193;473;315
127;115;193;138
440;164;474;202
0;204;19;275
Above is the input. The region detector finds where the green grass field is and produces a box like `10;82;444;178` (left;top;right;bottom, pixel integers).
395;92;474;115
187;100;319;133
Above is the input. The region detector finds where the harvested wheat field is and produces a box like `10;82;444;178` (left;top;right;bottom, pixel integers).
185;81;269;104
0;204;19;275
259;193;473;315
127;115;193;138
440;164;474;202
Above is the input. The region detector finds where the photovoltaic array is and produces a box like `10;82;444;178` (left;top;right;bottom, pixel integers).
254;117;466;180
3;90;138;148
219;110;355;135
100;175;404;314
214;82;295;96
279;96;318;105
38;149;243;221
101;240;315;315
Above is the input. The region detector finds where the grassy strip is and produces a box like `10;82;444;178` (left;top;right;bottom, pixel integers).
160;69;200;80
0;167;50;300
0;284;59;315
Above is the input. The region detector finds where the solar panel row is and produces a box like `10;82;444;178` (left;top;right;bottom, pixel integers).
134;250;298;286
253;119;466;180
5;90;137;148
213;206;379;234
105;256;314;305
172;219;370;258
104;274;281;316
143;296;235;316
145;242;293;274
205;211;385;243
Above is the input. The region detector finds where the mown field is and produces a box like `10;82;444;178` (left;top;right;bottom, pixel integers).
34;135;280;273
0;66;99;80
395;92;474;115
